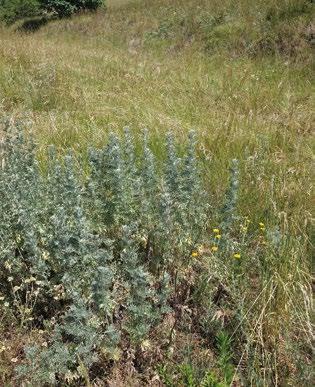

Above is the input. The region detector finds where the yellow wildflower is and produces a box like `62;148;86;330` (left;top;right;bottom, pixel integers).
211;246;218;252
213;228;220;234
191;251;198;258
233;253;241;259
259;222;265;227
215;234;221;239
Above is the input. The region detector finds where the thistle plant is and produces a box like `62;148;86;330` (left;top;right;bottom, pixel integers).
0;123;47;287
217;158;241;257
0;122;245;384
119;225;158;342
139;128;158;228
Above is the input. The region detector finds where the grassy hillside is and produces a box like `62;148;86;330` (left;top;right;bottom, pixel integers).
0;0;314;385
0;0;313;216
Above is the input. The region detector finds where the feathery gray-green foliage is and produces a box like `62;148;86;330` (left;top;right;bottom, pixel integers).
0;122;210;383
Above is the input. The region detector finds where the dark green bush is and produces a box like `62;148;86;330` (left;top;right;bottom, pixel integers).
39;0;105;18
0;0;39;24
0;0;105;24
40;0;76;18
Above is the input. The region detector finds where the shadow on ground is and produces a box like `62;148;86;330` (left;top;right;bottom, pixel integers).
17;17;50;32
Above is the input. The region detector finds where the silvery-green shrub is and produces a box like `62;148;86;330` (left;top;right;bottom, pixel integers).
0;122;216;383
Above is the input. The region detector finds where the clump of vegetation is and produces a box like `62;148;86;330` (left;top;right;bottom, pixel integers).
0;0;40;24
144;0;314;59
0;122;205;384
0;121;312;385
39;0;105;18
0;0;105;24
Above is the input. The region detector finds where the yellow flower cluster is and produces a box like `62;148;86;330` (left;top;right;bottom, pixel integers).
211;228;221;253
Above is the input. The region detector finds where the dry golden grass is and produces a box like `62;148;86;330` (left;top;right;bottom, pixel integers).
0;11;313;219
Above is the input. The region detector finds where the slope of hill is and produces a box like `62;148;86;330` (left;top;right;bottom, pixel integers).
0;0;313;385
